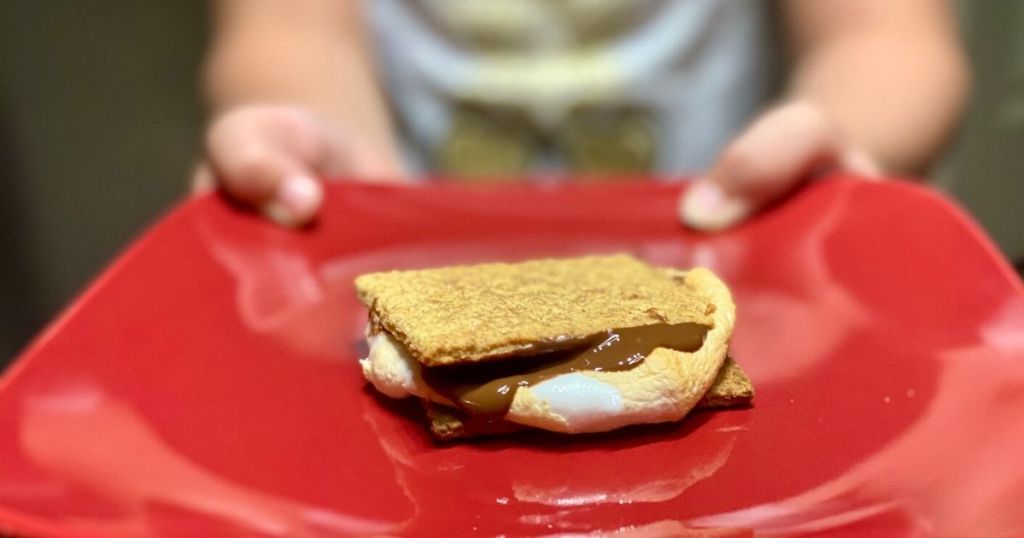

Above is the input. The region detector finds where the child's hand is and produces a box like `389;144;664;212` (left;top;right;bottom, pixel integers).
679;101;881;231
193;104;405;227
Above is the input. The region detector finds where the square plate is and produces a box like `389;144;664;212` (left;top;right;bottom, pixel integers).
2;178;1023;537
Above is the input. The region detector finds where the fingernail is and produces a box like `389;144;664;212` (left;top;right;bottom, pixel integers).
680;180;750;231
264;174;323;227
843;148;884;180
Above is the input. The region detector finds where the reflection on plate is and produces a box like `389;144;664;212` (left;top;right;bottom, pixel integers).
1;178;1022;537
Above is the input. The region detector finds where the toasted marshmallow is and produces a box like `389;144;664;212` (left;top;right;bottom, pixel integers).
361;330;711;433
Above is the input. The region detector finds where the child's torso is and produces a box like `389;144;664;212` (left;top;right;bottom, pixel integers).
370;0;778;176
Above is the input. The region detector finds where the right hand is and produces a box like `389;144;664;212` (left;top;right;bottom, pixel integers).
194;104;405;227
679;101;881;231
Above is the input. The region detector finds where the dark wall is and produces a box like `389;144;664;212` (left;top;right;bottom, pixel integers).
1;2;207;364
944;2;1024;261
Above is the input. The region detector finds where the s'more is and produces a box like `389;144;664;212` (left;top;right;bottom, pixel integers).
355;255;753;440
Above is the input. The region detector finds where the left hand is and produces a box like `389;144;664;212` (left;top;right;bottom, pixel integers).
679;101;881;231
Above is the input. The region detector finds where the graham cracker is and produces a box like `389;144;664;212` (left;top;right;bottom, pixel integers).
699;356;755;408
356;255;714;367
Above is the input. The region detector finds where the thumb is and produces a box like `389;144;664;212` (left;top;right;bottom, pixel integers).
222;151;323;228
262;171;324;228
206;106;327;227
680;102;878;231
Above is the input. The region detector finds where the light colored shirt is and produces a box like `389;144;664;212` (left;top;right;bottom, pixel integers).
370;0;778;175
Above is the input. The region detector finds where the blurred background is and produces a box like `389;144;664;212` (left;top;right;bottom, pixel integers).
1;2;1022;367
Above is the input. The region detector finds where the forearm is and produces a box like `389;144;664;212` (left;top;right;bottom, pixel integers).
204;0;398;158
784;3;971;174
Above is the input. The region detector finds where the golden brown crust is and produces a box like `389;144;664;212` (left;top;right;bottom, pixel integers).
698;356;755;408
355;255;713;366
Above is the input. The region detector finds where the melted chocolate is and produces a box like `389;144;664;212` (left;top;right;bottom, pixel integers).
421;322;709;417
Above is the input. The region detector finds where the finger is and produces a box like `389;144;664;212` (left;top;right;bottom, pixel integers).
679;180;752;232
260;173;324;227
719;103;840;196
681;102;844;231
841;146;884;180
190;161;216;195
206;107;325;226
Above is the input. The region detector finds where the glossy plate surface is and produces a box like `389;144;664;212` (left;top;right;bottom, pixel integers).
2;178;1023;537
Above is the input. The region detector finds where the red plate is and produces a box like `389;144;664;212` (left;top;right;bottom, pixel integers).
2;178;1023;537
